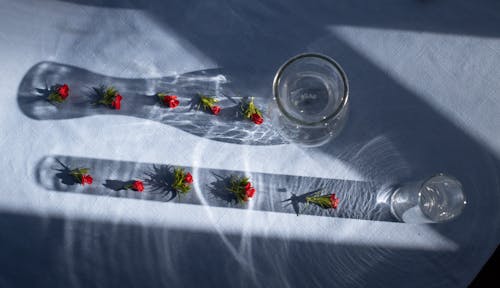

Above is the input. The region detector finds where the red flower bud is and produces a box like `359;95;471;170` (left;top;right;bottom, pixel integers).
246;187;256;198
244;182;251;191
330;193;339;209
169;99;179;108
211;105;221;115
111;94;123;110
81;174;93;186
184;172;193;184
163;95;179;108
244;182;255;198
251;113;264;125
58;84;69;99
132;180;144;192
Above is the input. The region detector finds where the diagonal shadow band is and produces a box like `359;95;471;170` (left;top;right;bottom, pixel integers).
58;0;500;38
35;155;397;222
17;61;285;145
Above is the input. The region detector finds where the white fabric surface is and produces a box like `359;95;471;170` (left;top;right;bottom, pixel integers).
0;0;499;287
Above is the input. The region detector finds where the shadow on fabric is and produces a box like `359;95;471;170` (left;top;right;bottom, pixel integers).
0;211;460;288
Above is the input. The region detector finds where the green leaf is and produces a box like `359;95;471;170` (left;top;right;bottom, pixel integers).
71;168;89;175
47;92;64;103
198;93;218;110
306;194;332;209
81;169;89;174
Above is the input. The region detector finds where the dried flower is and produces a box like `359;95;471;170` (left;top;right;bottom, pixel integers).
96;86;123;110
211;105;221;115
251;113;264;125
47;84;70;103
227;176;256;203
70;167;93;186
246;187;256;198
111;94;122;110
242;97;264;125
157;93;180;108
58;84;69;98
82;175;93;185
306;193;339;209
125;180;144;192
172;168;193;194
198;93;221;115
184;172;193;184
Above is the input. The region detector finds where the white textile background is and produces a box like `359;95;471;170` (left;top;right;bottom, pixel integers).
0;0;499;287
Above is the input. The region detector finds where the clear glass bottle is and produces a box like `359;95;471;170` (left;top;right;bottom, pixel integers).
270;53;349;147
390;174;467;223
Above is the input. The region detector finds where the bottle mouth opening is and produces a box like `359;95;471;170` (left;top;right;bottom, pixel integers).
417;173;467;222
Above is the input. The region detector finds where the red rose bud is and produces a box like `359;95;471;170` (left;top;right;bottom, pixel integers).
228;176;255;203
330;193;339;209
244;181;255;198
111;94;122;110
172;168;192;194
81;174;93;186
70;168;92;186
184;172;193;184
198;94;220;115
244;182;252;191
47;84;70;103
251;113;263;125
243;97;264;125
125;180;144;192
58;84;69;99
163;95;180;108
132;180;144;192
246;187;256;198
97;86;123;109
305;192;339;209
211;105;221;115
